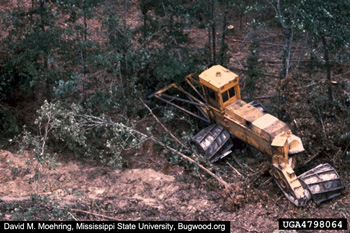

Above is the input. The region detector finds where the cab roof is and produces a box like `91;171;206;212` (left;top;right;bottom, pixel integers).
199;65;238;89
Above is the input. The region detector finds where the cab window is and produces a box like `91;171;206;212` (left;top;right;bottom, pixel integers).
229;87;235;98
206;86;217;100
222;91;229;102
222;87;235;103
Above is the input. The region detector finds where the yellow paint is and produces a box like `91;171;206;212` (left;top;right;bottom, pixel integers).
199;65;240;111
198;65;308;202
153;64;308;203
199;65;238;90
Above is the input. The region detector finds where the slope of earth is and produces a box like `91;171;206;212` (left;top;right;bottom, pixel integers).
0;149;349;232
0;149;276;232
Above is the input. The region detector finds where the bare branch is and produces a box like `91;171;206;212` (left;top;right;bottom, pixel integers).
79;114;231;190
226;161;244;178
140;98;187;148
71;209;122;221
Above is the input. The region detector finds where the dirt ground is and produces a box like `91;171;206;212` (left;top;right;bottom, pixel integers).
1;1;350;232
0;147;349;232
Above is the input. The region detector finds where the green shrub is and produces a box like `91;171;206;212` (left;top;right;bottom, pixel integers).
18;101;146;169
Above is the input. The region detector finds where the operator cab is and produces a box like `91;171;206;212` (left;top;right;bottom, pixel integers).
199;65;241;111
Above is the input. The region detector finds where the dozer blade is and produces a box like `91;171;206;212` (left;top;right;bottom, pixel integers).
298;163;342;204
192;124;233;163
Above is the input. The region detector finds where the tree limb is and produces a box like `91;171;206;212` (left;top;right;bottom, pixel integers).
140;98;187;148
226;161;244;178
80;114;232;190
71;208;121;221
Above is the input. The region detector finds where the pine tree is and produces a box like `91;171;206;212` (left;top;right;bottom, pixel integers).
1;0;64;102
299;0;350;102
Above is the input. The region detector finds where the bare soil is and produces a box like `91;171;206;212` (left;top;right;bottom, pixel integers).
0;147;349;232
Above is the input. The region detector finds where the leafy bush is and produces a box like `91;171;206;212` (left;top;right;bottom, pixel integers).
53;75;80;99
18;101;145;169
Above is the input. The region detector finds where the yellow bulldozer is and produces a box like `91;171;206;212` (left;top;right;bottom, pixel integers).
148;64;342;206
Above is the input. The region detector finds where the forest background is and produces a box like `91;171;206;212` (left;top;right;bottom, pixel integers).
0;0;350;230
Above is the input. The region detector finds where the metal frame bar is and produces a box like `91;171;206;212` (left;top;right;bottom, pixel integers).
173;84;207;107
160;93;207;107
187;96;210;119
185;74;206;102
300;169;337;180
148;79;215;123
306;178;341;187
155;96;210;123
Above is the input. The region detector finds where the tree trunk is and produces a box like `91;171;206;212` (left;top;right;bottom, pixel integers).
123;0;128;95
141;1;148;48
219;8;228;65
279;27;293;120
211;0;216;65
239;14;243;30
206;0;212;63
82;1;87;103
322;37;332;102
44;59;51;103
39;0;50;102
281;27;293;79
295;34;308;73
